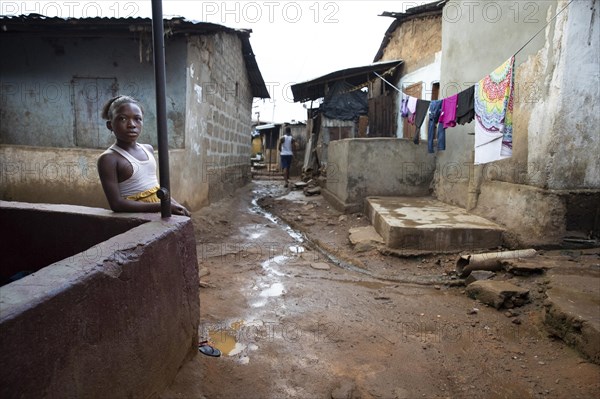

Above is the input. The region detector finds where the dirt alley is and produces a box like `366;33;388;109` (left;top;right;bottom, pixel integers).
160;180;600;399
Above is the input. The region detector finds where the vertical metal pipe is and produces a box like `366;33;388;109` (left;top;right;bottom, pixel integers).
151;0;171;218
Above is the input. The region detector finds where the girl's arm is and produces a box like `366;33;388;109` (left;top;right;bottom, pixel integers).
97;154;189;216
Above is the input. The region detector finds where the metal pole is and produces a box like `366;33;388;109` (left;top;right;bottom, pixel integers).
151;0;171;218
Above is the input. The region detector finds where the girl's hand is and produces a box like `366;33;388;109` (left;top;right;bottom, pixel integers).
171;202;190;217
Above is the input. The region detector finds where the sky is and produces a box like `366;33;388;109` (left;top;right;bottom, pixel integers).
5;1;421;123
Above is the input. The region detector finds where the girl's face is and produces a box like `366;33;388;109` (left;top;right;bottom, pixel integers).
108;103;143;143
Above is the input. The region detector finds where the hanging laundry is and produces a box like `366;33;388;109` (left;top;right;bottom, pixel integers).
427;99;445;153
400;93;409;118
474;56;515;164
413;99;431;144
456;85;475;125
407;96;418;124
439;94;458;129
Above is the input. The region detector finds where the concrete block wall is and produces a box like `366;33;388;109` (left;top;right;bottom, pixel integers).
179;33;254;208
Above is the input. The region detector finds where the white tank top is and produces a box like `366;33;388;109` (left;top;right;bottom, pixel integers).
280;135;293;156
104;144;159;197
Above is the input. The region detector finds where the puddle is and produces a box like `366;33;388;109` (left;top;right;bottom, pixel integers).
252;281;285;308
260;255;287;277
205;320;264;362
208;320;246;357
252;189;448;286
251;198;305;244
260;282;284;297
208;328;245;356
289;245;305;254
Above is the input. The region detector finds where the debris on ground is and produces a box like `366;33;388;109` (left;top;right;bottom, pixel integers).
466;280;530;309
465;270;496;285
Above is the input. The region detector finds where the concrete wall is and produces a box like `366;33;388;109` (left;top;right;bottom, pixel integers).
323;138;435;213
316;117;357;167
171;32;254;209
0;201;199;399
437;0;600;245
0;145;108;208
0;31;255;211
0;35;187;148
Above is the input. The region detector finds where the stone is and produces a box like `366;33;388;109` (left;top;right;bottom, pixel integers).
348;226;385;253
465;280;530;309
304;187;321;196
331;379;355;399
301;203;314;211
465;270;496;285
503;259;549;275
198;267;210;278
311;262;331;271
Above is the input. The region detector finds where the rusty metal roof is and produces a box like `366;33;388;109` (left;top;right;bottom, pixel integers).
290;60;403;103
0;14;270;98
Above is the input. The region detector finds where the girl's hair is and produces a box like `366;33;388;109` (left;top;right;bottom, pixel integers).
101;95;144;120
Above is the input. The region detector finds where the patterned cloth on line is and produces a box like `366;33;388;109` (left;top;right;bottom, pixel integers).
474;56;515;164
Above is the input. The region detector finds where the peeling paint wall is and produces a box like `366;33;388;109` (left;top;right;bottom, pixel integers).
0;35;187;149
0;30;255;211
437;0;600;245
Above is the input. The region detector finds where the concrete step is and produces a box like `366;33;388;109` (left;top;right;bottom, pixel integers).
365;196;504;252
543;271;600;365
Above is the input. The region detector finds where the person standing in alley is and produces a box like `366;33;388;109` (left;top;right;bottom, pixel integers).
278;127;295;188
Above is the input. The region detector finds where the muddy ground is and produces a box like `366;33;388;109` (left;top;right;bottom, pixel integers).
160;180;600;399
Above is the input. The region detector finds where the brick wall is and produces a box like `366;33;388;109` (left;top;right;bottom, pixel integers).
179;32;254;208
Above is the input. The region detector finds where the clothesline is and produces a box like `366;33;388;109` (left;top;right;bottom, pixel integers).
513;0;574;56
370;1;573;164
375;0;574;98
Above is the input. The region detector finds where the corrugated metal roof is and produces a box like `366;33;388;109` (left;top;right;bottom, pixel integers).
0;14;270;98
290;60;403;103
255;123;279;130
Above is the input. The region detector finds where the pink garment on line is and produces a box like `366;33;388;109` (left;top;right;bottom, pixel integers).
407;96;418;124
439;94;458;129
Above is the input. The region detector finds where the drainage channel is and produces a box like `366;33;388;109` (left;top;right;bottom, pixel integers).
250;197;450;287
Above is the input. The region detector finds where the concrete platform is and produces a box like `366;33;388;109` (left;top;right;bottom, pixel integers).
365;197;504;252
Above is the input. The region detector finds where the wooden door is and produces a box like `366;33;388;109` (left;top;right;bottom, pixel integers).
402;82;422;139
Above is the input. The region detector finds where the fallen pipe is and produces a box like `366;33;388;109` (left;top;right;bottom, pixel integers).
456;249;537;278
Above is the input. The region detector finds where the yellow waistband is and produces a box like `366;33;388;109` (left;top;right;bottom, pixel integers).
125;186;161;203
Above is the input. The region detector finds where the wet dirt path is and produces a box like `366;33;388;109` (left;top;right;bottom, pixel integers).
160;182;600;399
